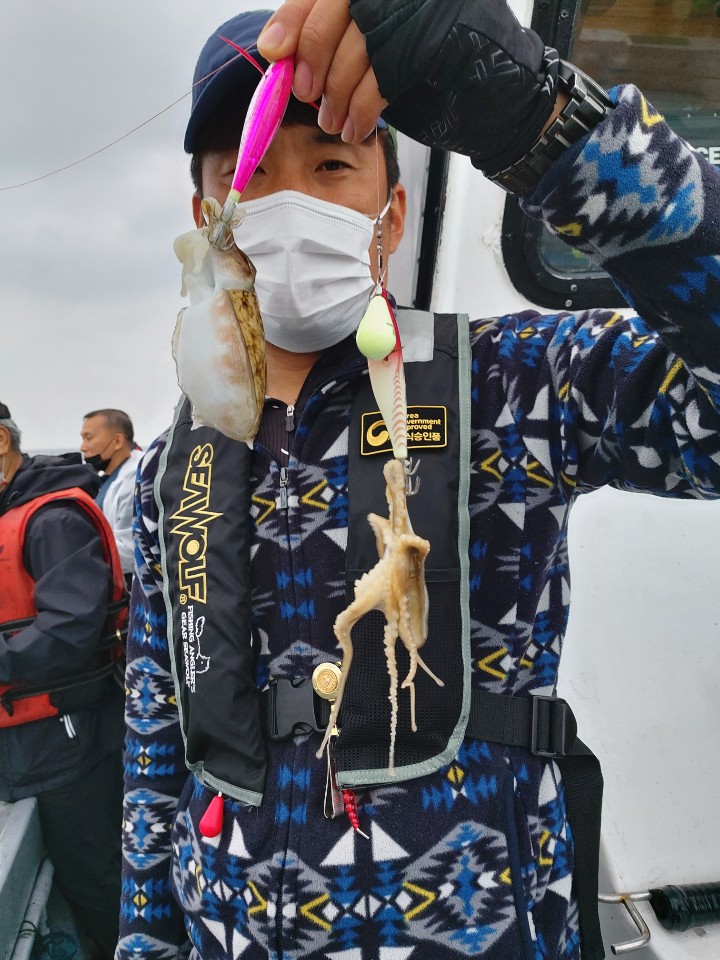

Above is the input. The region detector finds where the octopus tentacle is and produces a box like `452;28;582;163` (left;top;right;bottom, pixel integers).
318;601;359;758
383;617;400;771
318;458;442;772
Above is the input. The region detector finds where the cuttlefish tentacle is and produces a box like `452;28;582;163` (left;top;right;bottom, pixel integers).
172;196;266;445
317;458;443;772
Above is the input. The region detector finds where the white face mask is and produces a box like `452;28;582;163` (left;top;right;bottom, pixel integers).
233;190;391;353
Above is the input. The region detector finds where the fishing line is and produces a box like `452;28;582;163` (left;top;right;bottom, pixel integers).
375;126;381;217
373;126;388;290
0;53;246;192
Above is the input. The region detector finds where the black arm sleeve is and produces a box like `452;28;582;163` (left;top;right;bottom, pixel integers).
349;0;558;172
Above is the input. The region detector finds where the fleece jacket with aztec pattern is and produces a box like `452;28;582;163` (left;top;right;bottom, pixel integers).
117;86;720;960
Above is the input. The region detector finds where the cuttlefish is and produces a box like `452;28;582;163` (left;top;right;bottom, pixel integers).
172;197;266;444
318;458;443;772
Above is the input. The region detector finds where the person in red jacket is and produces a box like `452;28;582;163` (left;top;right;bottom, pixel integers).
0;401;126;960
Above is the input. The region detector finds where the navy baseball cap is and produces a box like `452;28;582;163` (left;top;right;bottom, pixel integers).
0;402;10;420
185;11;272;154
185;10;394;154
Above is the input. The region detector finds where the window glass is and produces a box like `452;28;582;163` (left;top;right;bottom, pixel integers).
573;0;720;119
532;0;720;299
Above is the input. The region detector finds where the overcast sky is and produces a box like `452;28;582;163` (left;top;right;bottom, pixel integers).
1;0;282;451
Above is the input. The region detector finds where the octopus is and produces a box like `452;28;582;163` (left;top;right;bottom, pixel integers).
317;458;443;772
172;197;266;444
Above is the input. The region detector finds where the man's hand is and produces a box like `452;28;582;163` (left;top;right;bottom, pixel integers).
257;0;389;144
259;0;560;176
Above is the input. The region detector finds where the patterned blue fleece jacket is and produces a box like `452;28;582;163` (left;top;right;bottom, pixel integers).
118;87;720;960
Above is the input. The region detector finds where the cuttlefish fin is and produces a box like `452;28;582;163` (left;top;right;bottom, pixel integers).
228;288;266;417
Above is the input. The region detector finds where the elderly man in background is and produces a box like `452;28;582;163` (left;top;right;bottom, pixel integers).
80;408;142;586
0;401;126;960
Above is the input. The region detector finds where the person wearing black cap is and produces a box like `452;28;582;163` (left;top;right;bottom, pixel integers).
118;4;720;960
0;404;127;959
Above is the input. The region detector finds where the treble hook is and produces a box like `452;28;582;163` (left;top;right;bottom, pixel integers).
404;457;421;496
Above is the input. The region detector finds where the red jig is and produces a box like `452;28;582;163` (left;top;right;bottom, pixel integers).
199;792;224;838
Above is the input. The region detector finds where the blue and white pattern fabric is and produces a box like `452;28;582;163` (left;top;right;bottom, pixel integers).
117;87;720;960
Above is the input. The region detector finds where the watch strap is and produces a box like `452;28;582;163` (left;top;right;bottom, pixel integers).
487;60;615;197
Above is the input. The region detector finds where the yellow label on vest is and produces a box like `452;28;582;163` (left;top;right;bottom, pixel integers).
168;443;222;604
361;406;447;456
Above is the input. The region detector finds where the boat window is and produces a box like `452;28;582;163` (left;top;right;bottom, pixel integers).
502;0;720;310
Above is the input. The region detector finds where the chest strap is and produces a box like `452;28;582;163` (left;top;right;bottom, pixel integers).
262;678;580;757
261;677;332;741
467;689;575;756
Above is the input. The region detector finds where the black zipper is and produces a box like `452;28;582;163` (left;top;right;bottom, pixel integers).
278;466;289;510
274;458;290;953
285;403;295;432
265;365;364;956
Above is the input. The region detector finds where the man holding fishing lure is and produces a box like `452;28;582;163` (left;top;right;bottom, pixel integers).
118;2;720;959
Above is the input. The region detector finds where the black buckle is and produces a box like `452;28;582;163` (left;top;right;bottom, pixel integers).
262;677;327;742
531;695;572;758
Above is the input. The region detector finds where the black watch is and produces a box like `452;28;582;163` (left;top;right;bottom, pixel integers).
487;60;615;198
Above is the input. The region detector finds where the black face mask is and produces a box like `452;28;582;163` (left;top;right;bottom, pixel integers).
84;439;114;474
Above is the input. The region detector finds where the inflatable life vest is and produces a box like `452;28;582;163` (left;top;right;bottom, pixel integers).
0;487;128;728
156;310;471;804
